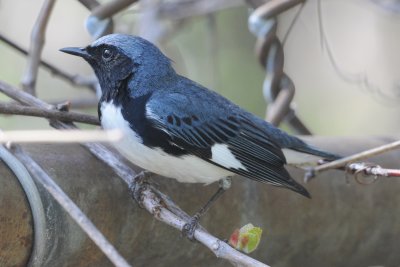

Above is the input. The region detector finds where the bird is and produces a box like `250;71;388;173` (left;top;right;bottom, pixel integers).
60;34;340;238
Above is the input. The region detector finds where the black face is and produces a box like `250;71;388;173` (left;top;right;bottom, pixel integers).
86;45;135;92
60;44;135;99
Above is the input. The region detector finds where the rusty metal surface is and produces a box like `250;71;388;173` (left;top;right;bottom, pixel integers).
1;136;400;266
0;160;33;267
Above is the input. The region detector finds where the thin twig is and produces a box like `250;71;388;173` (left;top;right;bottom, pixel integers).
11;145;131;267
0;33;97;91
306;140;400;181
347;162;400;185
250;0;304;19
91;0;137;19
317;0;395;104
245;0;269;9
0;80;268;266
282;1;305;45
21;0;56;96
78;0;100;10
0;80;53;108
49;97;98;109
0;129;122;144
0;102;99;125
158;0;242;20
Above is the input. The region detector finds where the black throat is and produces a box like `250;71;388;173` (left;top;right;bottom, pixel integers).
98;80;188;157
98;73;132;121
119;92;189;157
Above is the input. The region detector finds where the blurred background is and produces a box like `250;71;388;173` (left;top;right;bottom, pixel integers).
1;0;400;134
2;1;400;266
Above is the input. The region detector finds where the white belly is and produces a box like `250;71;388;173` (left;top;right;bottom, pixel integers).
100;101;232;184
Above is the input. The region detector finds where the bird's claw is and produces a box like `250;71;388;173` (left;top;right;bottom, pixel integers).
129;171;152;207
182;215;200;241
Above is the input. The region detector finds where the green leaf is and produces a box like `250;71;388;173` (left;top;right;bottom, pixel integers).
229;223;263;254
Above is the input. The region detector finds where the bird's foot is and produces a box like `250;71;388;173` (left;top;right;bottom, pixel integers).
182;214;200;241
181;179;231;241
129;171;152;207
219;177;232;190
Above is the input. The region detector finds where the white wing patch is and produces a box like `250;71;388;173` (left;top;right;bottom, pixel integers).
145;106;160;121
145;105;169;133
211;144;247;171
100;101;232;184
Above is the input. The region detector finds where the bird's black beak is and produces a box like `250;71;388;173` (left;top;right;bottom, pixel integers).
59;47;91;59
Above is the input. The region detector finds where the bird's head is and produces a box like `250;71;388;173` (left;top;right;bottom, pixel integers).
60;34;174;97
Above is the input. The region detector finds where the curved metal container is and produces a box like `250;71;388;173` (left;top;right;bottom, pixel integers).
1;136;399;266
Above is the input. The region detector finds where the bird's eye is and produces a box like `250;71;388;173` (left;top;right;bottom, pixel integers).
102;49;112;60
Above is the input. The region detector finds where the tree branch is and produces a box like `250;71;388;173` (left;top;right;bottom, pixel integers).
21;0;56;96
347;162;400;185
0;80;53;108
91;0;137;19
158;0;242;20
141;188;269;267
78;0;100;10
0;102;99;125
305;139;400;181
0;33;97;91
0;80;269;266
49;97;98;109
2;1;97;93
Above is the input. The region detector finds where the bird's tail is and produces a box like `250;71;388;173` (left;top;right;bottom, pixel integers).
265;124;341;161
288;180;311;198
291;144;341;161
275;166;311;198
281;137;341;167
281;143;339;198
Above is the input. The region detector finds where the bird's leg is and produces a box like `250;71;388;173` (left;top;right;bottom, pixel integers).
129;170;153;207
182;177;232;241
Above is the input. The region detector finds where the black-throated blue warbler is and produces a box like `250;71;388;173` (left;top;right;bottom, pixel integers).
61;34;339;238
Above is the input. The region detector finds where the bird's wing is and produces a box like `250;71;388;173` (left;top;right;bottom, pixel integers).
145;90;308;195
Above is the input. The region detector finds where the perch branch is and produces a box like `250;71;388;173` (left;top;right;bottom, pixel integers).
21;0;56;95
346;162;400;185
11;145;131;267
0;80;268;266
305;140;400;181
141;189;268;267
0;33;97;91
348;163;400;177
0;102;99;125
77;142;268;266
